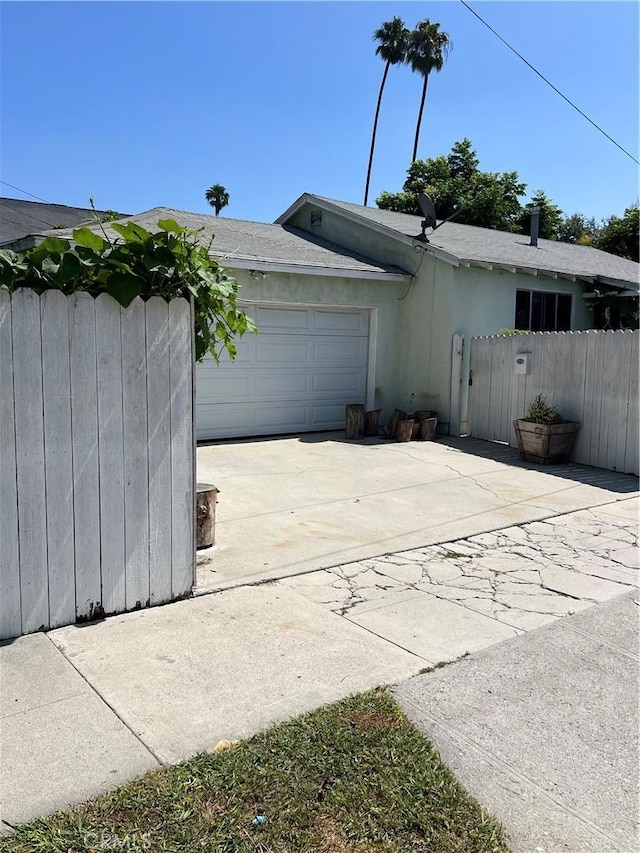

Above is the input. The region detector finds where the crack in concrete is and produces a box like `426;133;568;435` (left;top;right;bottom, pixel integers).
290;506;638;627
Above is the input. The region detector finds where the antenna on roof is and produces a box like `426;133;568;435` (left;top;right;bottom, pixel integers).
413;193;461;243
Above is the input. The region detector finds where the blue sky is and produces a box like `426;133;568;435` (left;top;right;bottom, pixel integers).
1;1;638;226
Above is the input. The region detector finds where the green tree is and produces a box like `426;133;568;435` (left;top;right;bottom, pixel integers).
557;212;600;246
594;206;639;260
205;184;230;216
518;190;563;240
363;16;409;206
377;138;526;232
406;20;452;163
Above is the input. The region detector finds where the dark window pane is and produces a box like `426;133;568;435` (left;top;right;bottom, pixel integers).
531;291;543;331
557;294;572;330
515;290;530;330
542;293;557;331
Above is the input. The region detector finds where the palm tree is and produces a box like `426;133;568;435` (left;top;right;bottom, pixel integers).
205;184;230;216
407;20;452;163
363;17;409;206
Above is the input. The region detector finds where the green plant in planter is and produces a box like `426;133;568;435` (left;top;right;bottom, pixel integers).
522;394;564;425
0;213;256;363
514;394;579;464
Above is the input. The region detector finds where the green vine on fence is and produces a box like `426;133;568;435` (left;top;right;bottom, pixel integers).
0;216;256;362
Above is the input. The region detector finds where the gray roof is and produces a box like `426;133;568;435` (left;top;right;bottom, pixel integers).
0;197;124;245
27;206;408;277
297;196;640;290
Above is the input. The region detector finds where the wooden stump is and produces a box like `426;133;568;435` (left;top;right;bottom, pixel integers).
364;408;381;437
388;408;406;439
418;417;438;441
395;418;415;442
196;483;218;549
345;404;365;439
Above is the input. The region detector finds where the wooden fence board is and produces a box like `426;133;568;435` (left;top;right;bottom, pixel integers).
11;289;49;633
625;332;639;476
612;331;633;473
41;290;76;628
0;291;21;640
96;294;126;615
600;332;624;472
169;298;195;599
146;297;173;605
584;332;606;468
122;298;151;611
69;292;102;620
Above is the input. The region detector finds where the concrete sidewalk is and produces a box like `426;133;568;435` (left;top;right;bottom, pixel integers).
1;497;638;837
394;590;640;853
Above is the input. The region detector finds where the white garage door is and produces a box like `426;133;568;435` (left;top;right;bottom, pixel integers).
196;304;370;440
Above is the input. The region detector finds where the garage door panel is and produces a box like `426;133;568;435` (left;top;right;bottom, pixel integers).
196;305;370;440
310;403;349;428
256;372;309;397
311;337;368;363
256;337;310;364
196;373;253;399
196;404;251;440
255;404;308;429
254;306;311;331
313;310;368;334
311;370;366;395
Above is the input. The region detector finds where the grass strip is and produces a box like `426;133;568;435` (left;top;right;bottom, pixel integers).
1;686;509;852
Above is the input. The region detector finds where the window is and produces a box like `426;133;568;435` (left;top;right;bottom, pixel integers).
515;290;572;331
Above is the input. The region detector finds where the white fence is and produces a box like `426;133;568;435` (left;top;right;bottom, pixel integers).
468;330;639;476
0;289;195;640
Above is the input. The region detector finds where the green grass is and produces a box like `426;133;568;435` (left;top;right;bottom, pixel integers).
1;687;509;853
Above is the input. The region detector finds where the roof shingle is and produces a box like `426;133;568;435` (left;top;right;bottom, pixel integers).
308;196;640;289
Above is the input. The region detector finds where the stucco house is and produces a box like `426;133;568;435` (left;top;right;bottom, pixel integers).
6;195;639;442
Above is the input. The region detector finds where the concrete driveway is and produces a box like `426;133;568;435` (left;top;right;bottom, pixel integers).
196;431;638;592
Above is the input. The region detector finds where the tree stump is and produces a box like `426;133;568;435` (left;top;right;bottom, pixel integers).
345;404;365;439
388;408;406;439
395;418;415;442
419;417;438;441
364;408;382;437
196;483;218;549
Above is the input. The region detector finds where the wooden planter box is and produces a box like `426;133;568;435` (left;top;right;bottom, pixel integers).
513;420;580;464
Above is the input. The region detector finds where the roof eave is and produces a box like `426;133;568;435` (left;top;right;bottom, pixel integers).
211;254;411;281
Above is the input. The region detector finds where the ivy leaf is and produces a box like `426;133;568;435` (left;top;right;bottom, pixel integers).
157;218;188;234
56;252;82;283
39;236;70;254
106;273;142;307
41;257;60;277
110;222;150;243
72;227;107;252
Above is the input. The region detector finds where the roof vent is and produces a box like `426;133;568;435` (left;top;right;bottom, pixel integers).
310;210;322;227
529;206;540;247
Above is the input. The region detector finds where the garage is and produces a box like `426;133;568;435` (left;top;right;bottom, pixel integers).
196;303;370;441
